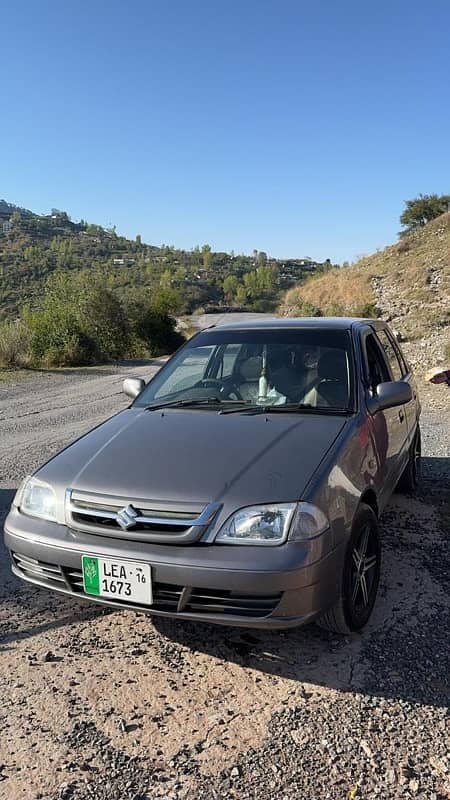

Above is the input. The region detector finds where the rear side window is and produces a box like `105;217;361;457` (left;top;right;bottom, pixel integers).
375;330;403;380
364;334;390;393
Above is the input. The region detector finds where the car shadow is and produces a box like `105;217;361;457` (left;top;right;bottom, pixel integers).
1;457;448;707
153;456;449;708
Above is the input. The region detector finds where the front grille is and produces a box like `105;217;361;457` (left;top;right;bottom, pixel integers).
71;512;192;535
12;552;68;589
65;489;222;545
184;588;281;618
11;552;281;619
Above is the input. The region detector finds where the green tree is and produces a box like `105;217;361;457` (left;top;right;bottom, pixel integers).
400;193;450;233
223;274;239;302
151;286;182;315
160;269;173;288
202;244;212;270
86;223;103;236
174;265;187;282
235;285;248;305
256;250;267;265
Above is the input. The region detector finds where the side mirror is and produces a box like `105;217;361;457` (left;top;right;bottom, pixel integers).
370;381;412;413
123;377;146;400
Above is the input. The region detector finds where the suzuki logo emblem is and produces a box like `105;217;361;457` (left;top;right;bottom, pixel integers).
117;504;139;530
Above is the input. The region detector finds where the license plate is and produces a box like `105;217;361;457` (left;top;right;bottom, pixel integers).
82;555;152;605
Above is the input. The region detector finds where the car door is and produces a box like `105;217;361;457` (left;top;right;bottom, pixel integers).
375;327;419;448
360;328;409;491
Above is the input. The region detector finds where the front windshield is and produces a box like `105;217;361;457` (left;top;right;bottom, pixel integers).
134;328;355;412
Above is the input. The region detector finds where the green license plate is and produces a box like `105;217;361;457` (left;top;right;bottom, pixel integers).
82;555;152;605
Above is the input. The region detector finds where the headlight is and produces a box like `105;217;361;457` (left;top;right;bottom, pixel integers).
215;503;296;546
289;502;329;540
18;476;57;522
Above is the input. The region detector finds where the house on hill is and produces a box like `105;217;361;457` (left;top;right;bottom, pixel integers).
278;259;318;287
0;207;13;233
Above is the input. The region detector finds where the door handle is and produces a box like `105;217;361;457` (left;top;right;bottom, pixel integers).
398;409;405;423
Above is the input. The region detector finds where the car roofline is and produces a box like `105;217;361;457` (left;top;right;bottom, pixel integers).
199;317;375;332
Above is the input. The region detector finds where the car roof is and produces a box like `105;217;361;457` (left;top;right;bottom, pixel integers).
208;316;376;331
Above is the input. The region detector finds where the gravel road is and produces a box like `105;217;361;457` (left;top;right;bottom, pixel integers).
0;346;449;800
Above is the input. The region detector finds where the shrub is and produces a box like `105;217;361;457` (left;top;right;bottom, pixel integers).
127;296;185;356
42;271;132;362
0;319;32;367
3;269;186;368
397;238;411;254
284;299;321;317
76;288;130;361
360;302;380;318
25;307;97;366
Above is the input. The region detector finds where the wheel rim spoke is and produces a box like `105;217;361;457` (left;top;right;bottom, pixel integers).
352;575;360;603
362;554;377;574
360;575;369;606
359;526;370;559
349;524;379;612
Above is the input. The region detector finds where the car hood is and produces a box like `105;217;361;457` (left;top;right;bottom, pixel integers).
38;408;347;509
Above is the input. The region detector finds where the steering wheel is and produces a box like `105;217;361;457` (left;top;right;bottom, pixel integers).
199;378;243;401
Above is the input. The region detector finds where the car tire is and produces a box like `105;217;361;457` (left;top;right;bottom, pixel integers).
317;504;381;635
396;425;421;493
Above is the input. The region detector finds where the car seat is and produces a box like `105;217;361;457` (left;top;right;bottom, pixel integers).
237;356;263;402
302;350;349;408
269;350;304;401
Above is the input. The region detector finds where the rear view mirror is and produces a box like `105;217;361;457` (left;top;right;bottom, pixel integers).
371;381;412;413
123;378;146;400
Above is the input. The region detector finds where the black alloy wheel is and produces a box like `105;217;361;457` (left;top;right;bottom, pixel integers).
344;514;381;630
318;504;381;635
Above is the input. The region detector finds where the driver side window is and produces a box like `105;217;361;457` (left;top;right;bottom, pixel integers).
153;345;215;398
364;334;390;394
211;344;242;380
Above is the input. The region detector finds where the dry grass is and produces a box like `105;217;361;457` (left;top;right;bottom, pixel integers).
281;270;375;318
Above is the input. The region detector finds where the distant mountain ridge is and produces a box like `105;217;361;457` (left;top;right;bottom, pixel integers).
0;199;326;320
0;199;33;217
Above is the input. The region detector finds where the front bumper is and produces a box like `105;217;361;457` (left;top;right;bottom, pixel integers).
4;508;345;629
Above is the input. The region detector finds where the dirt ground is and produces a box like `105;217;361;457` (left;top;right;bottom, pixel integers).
0;360;449;800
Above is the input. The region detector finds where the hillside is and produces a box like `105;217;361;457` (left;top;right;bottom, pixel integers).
0;201;328;321
280;212;450;362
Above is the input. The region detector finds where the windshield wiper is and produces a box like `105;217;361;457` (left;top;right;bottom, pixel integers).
220;403;350;416
143;398;243;411
143;398;351;415
218;403;261;415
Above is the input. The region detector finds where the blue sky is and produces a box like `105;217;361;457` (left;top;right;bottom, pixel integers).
1;0;449;261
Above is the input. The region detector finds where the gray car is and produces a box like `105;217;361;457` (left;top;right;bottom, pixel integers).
4;318;421;634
